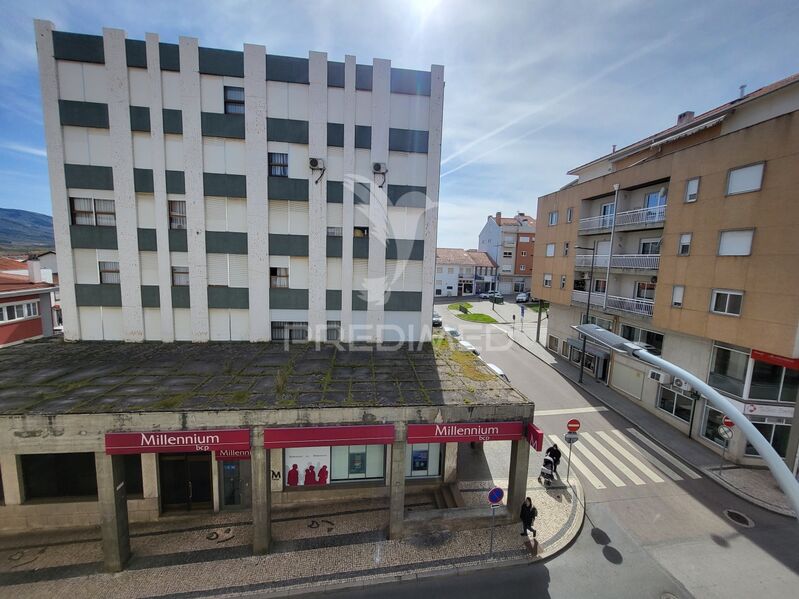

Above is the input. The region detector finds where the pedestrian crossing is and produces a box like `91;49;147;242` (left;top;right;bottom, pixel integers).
543;428;701;490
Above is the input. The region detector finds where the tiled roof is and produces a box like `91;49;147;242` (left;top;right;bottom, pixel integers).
0;257;25;271
436;248;497;268
569;71;799;174
0;273;55;294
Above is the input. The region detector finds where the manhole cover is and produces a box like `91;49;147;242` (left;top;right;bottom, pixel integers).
723;509;754;528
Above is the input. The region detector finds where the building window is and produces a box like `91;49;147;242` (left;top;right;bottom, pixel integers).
70;197;116;227
593;279;607;294
678;233;692;256
99;261;120;284
635;282;656;300
639;238;661;255
503;251;513;259
268;152;288;177
224;86;245;114
270;267;289;288
702;406;727;446
447;267;454;274
331;445;385;481
406;443;442;477
543;273;552;287
21;453;98;500
560;275;566;289
582;314;613;331
519;264;526;271
169;200;187;229
436;266;442;273
435;288;441;296
327;227;343;237
672;285;684;307
561;340;569;358
354;226;369;238
548;211;558;226
563;242;569;256
521;251;527;257
271;321;308;341
658;387;693;423
567;207;573;223
749;359;798;403
519;236;530;243
620;324;663;354
545;243;555;257
171;266;189;286
727;163;764;195
501;265;512;273
326;321;341;342
547;335;559;351
684;177;700;202
718;229;754;256
124;455;144;496
711;289;743;316
708;342;749;397
0;301;39;323
744;418;791;458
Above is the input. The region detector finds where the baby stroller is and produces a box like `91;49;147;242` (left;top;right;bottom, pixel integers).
538;455;555;487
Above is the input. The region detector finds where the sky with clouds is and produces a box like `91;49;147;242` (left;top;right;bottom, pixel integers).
1;0;797;248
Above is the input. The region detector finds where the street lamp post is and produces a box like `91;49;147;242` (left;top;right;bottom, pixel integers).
575;242;598;383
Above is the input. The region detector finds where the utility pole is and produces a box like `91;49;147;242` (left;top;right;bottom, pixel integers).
535;298;543;343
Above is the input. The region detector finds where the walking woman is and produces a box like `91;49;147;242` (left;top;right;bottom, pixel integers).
519;497;537;538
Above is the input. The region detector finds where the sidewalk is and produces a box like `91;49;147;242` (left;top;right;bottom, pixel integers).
0;479;584;598
493;321;795;518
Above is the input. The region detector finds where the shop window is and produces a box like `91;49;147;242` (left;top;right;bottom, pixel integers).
658;387;693;423
405;443;441;477
331;445;385;481
224;86;245;114
620;324;663;355
124;454;143;496
284;446;330;487
744;418;791;458
22;453;98;500
271;321;308;341
547;335;559;352
268;152;288;177
701;406;727;447
749;360;798;403
708;343;748;397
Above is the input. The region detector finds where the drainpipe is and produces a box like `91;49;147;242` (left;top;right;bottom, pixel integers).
603;183;621;310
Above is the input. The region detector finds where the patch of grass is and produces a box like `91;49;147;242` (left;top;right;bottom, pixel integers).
454;313;497;324
525;301;550;312
149;394;190;410
449;351;493;382
448;302;473;312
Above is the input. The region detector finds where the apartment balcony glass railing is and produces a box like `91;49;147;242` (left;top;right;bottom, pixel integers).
574;254;660;269
579;205;667;232
571;291;654;317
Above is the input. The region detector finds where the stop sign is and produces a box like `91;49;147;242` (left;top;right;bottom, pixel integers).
567;419;581;432
722;415;734;428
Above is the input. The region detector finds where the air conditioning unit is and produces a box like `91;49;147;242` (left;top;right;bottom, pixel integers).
648;370;672;384
673;377;692;392
372;162;387;174
309;157;325;170
650;275;658;284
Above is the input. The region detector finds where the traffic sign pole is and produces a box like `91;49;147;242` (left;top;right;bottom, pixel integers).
567;441;572;483
486;487;504;558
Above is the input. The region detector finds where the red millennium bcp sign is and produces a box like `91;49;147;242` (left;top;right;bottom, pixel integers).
105;429;250;455
407;421;523;444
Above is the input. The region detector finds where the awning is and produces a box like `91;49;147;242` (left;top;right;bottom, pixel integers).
264;424;395;448
567;337;611;359
407;422;523;443
650;115;726;148
106;429;250;454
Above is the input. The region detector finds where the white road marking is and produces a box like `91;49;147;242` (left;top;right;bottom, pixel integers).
536;406;609;416
625;428;702;479
581;432;646;486
610;430;684;481
547;434;606;489
571;436;627;487
596;431;665;483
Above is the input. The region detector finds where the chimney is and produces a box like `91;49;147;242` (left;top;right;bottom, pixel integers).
27;258;42;283
612;144;617;153
677;111;694;125
495;212;502;221
739;84;747;98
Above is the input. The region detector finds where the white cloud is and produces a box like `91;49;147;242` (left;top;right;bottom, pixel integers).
0;143;47;158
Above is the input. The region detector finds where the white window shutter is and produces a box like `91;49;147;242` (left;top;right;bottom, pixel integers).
205;197;227;231
139;251;159;286
719;230;753;256
268;200;289;233
404;261;423;291
385;260;401;291
352;259;368;290
207;253;229;286
228;254;249;288
227;198;247;232
327;203;343;227
290;202;309;235
326;258;342;289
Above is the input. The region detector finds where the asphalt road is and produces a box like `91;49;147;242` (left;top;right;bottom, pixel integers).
286;302;799;599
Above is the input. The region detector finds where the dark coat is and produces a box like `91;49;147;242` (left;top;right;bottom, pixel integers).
520;502;536;526
546;446;562;462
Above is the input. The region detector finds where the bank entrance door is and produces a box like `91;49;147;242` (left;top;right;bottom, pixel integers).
159;452;212;511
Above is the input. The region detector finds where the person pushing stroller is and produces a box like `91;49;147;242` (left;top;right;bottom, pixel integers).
545;443;562;475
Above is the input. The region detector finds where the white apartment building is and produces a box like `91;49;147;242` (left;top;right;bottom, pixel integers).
35;21;443;343
478;212;535;293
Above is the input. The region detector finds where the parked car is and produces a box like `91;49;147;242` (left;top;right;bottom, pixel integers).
443;326;461;338
457;340;480;355
432;311;442;327
516;292;531;303
486;363;510;382
479;292;491;299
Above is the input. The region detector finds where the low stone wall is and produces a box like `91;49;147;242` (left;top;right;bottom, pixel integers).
0;497;158;534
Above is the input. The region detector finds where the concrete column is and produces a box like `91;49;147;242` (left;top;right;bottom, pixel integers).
251;429;271;553
389;423;407;539
506;439;530;521
211;454;221;512
0;454;25;505
340;55;356;342
443;442;458;483
141;453;159;502
95;452;131;572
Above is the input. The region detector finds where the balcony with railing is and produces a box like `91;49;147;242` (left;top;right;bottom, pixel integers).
572;291;654;317
574;254;660;270
579;205;667;234
571;290;606;307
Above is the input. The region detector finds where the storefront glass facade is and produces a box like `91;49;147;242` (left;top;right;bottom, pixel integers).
708;343;748;397
744;417;791;458
405;443;442;477
284;444;386;487
658;387;693;423
701;406;726;447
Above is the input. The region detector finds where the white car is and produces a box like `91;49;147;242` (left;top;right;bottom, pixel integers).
479;292;491;299
457;340;479;355
443;326;461;338
516;292;531;303
486;363;509;382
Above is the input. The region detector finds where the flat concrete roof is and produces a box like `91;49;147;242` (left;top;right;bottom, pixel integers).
0;334;530;415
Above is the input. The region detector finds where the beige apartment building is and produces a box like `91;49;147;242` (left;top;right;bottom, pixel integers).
533;73;799;472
